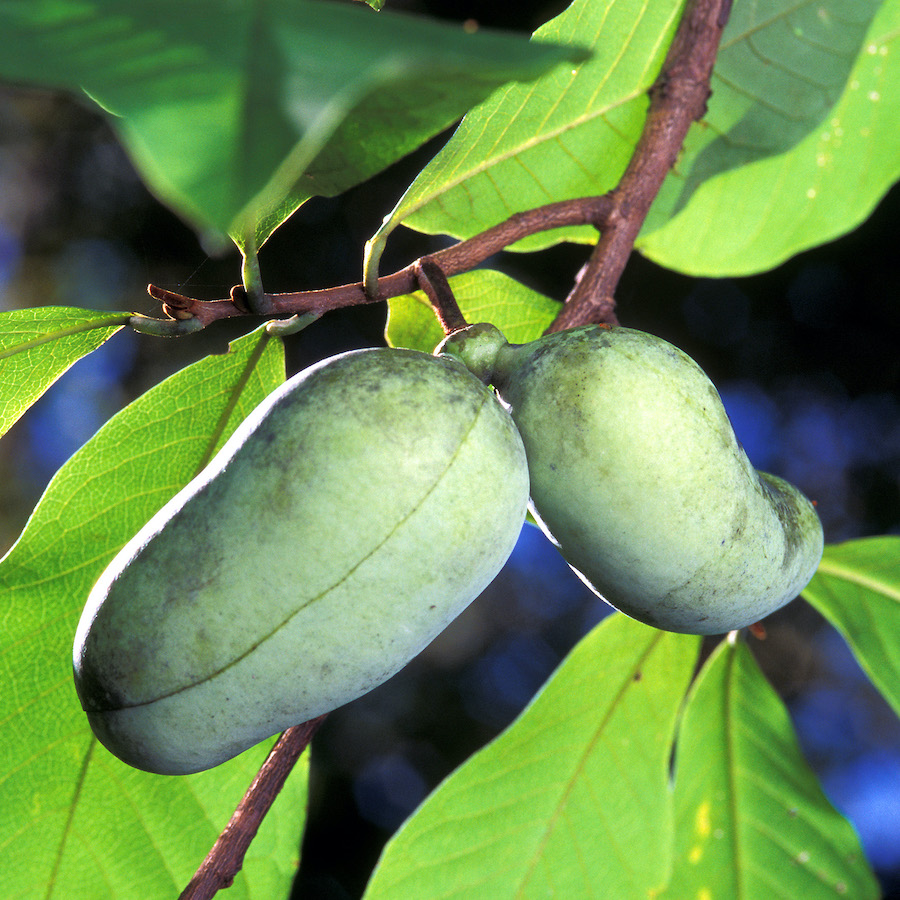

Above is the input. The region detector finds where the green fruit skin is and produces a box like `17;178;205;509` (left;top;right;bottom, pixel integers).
484;325;824;635
73;348;529;775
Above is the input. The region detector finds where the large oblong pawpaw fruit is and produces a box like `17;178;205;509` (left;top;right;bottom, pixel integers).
74;348;529;774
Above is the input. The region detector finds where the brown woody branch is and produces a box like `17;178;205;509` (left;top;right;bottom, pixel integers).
549;0;732;331
178;717;326;900
147;195;615;330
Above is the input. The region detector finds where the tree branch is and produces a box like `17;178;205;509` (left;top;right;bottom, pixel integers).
179;716;327;900
145;1;729;336
145;1;729;337
146;195;616;329
549;0;732;332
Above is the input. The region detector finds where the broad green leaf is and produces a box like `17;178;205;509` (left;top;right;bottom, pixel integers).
639;0;896;275
0;307;128;438
0;1;583;249
369;0;892;282
802;537;900;718
364;615;700;899
0;326;299;899
663;638;878;899
365;0;682;279
385;269;559;352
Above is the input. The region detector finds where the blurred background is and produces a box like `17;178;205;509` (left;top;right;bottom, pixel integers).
1;1;898;897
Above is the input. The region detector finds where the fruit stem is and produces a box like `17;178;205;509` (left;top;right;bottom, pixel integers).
414;257;468;335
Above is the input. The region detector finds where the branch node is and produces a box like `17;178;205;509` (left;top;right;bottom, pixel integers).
230;285;252;314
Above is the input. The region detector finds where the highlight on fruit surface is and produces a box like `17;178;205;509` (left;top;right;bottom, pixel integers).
438;322;824;635
73;348;529;775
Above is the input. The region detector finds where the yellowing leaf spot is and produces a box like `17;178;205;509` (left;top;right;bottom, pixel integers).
689;844;704;864
696;801;712;837
698;889;713;900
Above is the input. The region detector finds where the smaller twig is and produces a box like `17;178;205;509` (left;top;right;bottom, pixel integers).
427;194;614;277
179;716;327;900
414;258;468;334
142;195;615;332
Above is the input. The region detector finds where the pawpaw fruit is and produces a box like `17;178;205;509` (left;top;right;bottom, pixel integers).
438;323;823;635
74;348;529;774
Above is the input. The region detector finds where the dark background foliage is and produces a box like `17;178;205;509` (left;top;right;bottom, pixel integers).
0;2;897;897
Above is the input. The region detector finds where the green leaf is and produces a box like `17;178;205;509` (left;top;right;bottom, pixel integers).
0;307;128;438
364;615;700;899
639;0;895;275
802;537;900;718
663;637;878;899
369;0;895;282
366;0;681;275
386;269;560;352
0;0;583;249
0;326;297;899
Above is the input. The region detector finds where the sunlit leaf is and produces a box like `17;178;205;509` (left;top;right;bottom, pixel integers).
369;0;893;280
803;537;900;718
364;615;700;899
0;326;298;899
0;307;128;438
385;269;559;352
0;0;583;249
662;638;878;899
639;0;896;275
366;0;682;276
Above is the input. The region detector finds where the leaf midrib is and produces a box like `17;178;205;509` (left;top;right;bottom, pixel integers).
514;630;666;897
0;316;128;360
814;556;900;603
